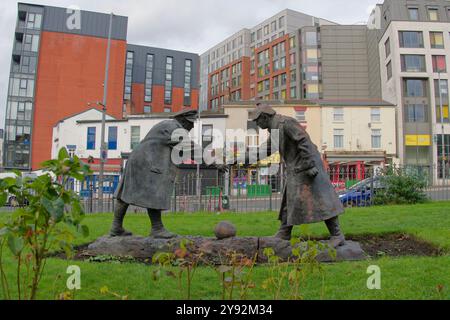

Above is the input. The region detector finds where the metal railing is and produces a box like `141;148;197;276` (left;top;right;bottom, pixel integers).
1;164;449;213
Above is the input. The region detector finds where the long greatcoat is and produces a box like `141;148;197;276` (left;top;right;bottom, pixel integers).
114;120;184;210
270;115;344;225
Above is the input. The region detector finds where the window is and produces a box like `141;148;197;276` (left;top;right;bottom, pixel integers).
23;34;39;52
26;13;42;29
280;56;286;69
399;31;424;48
333;129;344;149
401;55;426;72
165;57;173;104
8;77;34;97
290;87;297;99
428;8;439;21
264;25;269;36
435;79;449;123
371;108;381;122
164;107;171;113
273;91;279;100
273;76;279;88
306;49;318;62
130;126;140;150
144;105;151;113
333;108;344;121
279;16;285;28
432;55;446;73
184;59;192;105
87;127;96;150
289;37;296;49
108;126;118;150
305;32;317;46
385;38;390;57
408;8;419;20
387;61;392;79
124;51;133;100
144;54;153;102
437;135;450;178
304;84;320;99
404;79;427;97
405;104;427;122
257;29;262;40
20;56;37;74
281;73;287;86
271;21;277;32
430;32;444;49
371;130;381;149
295;110;306;122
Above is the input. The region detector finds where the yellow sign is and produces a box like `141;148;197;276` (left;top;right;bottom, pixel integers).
259;152;281;165
405;135;431;146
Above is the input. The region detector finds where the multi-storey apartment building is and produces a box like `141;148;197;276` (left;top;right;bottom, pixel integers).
201;9;384;108
3;3;199;171
370;0;450;181
201;9;338;111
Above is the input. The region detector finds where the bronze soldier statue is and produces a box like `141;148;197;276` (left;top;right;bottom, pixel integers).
249;104;346;248
110;109;198;239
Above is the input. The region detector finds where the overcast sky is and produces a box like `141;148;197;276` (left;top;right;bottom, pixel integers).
0;0;380;129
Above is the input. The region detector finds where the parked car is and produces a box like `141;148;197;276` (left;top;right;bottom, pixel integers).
338;176;385;207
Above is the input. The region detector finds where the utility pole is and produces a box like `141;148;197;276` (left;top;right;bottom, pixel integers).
438;71;446;182
98;12;113;212
196;104;202;210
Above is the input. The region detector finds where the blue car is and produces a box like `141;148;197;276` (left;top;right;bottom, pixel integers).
338;177;384;208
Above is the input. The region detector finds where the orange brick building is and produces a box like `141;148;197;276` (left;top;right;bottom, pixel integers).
4;3;199;170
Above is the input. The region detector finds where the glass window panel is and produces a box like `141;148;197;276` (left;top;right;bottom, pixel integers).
408;8;419;20
432;55;447;72
305;32;317;46
430;32;444;49
31;35;39;52
401;55;426;72
87;127;96;150
399;31;424;48
108;126;118;150
428;8;439;21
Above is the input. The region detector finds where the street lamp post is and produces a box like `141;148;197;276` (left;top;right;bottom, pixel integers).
98;12;114;212
196;104;201;210
438;71;446;182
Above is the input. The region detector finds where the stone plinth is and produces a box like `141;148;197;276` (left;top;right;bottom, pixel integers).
87;236;367;264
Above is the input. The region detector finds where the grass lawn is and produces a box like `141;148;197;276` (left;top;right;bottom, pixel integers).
0;202;449;300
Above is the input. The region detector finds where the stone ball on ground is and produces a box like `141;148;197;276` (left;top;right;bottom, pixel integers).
214;221;237;240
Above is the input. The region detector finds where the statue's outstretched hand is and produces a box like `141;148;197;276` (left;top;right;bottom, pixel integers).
215;164;229;174
306;167;319;179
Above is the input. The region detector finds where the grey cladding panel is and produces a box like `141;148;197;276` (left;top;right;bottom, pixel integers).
127;44;200;89
42;5;128;40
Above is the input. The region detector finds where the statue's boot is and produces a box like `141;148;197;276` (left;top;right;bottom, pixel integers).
273;225;293;241
148;209;178;239
110;199;133;237
325;216;345;248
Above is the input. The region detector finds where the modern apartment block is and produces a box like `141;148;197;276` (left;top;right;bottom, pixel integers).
3;3;199;171
201;9;386;112
200;9;338;111
370;0;450;181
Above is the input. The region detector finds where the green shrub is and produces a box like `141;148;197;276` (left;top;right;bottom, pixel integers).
374;167;429;205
